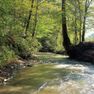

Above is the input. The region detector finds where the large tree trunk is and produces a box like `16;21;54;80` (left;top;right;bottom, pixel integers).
62;0;71;51
62;0;94;63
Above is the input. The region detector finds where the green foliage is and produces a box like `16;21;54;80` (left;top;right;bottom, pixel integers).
5;33;40;59
39;36;55;52
0;46;16;67
30;38;42;52
0;0;93;66
39;31;63;52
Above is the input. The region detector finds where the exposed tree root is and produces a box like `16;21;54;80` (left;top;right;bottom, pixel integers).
67;42;94;63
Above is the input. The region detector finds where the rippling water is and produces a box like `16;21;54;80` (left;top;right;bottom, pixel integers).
34;63;94;94
0;53;94;94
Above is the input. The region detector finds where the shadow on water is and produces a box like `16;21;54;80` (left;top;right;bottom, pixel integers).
0;52;94;94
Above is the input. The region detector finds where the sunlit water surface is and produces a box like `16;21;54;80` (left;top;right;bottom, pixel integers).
0;53;94;94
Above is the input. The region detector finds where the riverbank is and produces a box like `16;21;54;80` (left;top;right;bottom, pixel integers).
0;59;34;85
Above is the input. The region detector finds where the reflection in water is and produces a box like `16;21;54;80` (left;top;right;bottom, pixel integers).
0;53;94;94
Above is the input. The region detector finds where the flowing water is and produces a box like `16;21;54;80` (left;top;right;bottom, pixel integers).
0;53;94;94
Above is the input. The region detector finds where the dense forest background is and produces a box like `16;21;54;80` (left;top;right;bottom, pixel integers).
0;0;94;67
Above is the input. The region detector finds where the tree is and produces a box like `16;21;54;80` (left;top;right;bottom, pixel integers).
32;0;38;38
82;0;93;42
24;0;35;38
76;0;82;42
62;0;71;51
62;0;94;62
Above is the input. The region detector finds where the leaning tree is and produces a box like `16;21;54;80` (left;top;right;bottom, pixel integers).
62;0;94;63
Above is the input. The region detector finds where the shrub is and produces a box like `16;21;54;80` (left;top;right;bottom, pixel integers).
5;33;41;59
0;46;16;67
